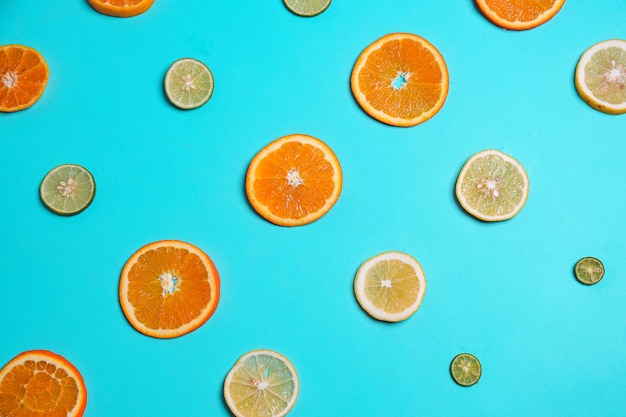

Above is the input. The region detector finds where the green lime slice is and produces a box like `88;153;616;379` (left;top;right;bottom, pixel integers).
450;353;481;387
283;0;331;16
164;58;214;110
40;164;96;216
574;257;605;285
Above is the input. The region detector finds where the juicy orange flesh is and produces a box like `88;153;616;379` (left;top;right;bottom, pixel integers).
126;246;213;331
483;0;557;22
364;259;420;314
252;141;336;220
585;47;626;105
0;46;47;110
459;155;525;217
358;38;443;119
227;354;295;416
96;0;144;6
0;360;79;416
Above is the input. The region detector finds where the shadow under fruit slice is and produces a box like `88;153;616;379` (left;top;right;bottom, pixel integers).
0;44;49;112
245;134;342;226
40;164;96;216
450;353;481;386
0;350;87;417
224;349;299;417
86;0;155;17
119;240;220;338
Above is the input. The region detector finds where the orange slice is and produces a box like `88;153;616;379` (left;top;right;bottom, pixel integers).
0;350;87;417
0;45;49;112
86;0;155;17
119;240;220;338
246;134;342;226
351;33;449;127
475;0;566;30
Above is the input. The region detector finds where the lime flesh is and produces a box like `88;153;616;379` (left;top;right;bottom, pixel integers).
574;257;604;285
283;0;331;16
164;58;214;109
40;164;95;215
450;353;481;387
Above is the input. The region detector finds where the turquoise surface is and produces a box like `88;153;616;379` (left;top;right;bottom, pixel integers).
2;1;625;416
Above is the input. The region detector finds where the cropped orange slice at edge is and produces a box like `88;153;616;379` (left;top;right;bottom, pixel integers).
119;240;220;338
475;0;566;30
87;0;155;17
0;44;49;112
351;32;449;127
0;350;87;417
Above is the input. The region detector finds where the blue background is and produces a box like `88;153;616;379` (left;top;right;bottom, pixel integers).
2;1;625;416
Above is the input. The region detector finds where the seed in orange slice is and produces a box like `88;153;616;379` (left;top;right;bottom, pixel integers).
119;240;220;338
350;33;449;127
354;251;427;322
475;0;566;30
245;134;342;226
0;44;49;112
86;0;155;17
0;350;87;417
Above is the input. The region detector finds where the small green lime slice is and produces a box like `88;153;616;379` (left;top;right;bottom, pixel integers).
450;353;481;387
164;58;214;110
574;257;605;285
283;0;331;16
40;164;96;216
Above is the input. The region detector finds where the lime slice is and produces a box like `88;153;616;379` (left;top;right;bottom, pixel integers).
40;164;96;215
455;149;529;222
450;353;481;387
575;39;626;115
224;349;299;417
164;58;214;109
574;257;605;285
283;0;331;16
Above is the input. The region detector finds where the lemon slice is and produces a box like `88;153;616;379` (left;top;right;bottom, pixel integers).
354;251;426;322
224;350;299;417
164;58;214;109
455;150;529;222
39;164;96;215
574;257;605;285
450;353;481;387
575;39;626;115
283;0;331;16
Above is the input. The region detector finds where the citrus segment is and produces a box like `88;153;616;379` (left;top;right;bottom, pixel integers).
283;0;331;16
450;353;481;386
246;134;342;226
164;58;214;110
0;44;49;112
574;257;604;285
40;164;96;216
0;350;87;417
575;39;626;115
354;251;426;322
86;0;155;17
455;150;529;222
119;240;220;338
351;33;449;127
475;0;565;30
224;350;299;417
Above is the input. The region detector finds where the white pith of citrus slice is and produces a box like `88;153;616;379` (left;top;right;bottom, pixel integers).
575;39;626;115
224;349;299;417
455;149;529;222
354;251;426;322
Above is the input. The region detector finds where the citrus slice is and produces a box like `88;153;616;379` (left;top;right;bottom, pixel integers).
40;164;96;216
245;134;342;226
283;0;331;16
455;150;529;222
224;349;299;417
574;257;605;285
164;58;214;110
86;0;155;17
475;0;565;30
119;240;220;338
450;353;481;387
354;251;426;322
575;39;626;115
350;33;449;127
0;44;49;112
0;350;87;417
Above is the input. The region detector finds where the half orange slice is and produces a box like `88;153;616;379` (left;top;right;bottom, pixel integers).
0;44;49;112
